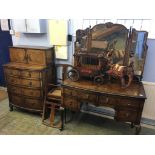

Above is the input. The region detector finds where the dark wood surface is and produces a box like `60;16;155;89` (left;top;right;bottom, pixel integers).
62;79;146;134
63;79;146;99
3;46;55;113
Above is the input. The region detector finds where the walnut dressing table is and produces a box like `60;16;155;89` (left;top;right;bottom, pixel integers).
62;23;148;134
62;79;146;134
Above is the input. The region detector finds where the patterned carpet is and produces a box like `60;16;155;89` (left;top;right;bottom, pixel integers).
0;97;155;135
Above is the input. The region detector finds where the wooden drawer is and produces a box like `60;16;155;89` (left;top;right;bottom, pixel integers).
99;95;117;107
21;70;40;79
115;108;138;122
11;95;42;110
5;68;20;77
63;88;97;102
20;79;41;88
11;95;23;107
118;98;140;108
9;48;26;63
23;98;42;110
63;97;80;111
9;86;21;95
7;77;20;85
99;95;139;108
21;88;41;98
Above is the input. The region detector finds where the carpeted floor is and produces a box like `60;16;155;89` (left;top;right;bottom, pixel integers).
0;96;155;135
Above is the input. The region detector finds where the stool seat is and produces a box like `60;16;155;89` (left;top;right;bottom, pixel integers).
47;88;61;99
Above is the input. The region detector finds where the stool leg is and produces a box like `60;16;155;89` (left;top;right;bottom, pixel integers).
64;108;67;123
49;104;55;126
60;107;64;131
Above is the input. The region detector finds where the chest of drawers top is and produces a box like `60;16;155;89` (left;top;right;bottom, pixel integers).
9;45;54;66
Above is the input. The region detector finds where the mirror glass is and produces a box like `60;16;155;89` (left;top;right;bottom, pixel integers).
129;30;148;78
91;23;128;65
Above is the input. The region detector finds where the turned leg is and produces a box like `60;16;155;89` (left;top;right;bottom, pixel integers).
60;107;64;131
135;125;141;135
64;108;67;123
9;104;13;111
131;122;134;128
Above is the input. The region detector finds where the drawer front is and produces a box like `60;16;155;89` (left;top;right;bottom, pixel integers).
7;77;20;85
11;95;23;107
20;79;41;88
63;97;80;111
9;86;21;95
5;68;20;77
99;95;112;106
21;88;41;98
118;98;140;108
115;109;138;122
27;49;46;65
21;70;40;79
9;48;26;63
63;88;97;103
24;98;42;110
99;95;140;108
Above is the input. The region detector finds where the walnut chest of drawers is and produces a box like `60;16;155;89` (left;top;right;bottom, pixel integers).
3;46;56;113
62;79;146;134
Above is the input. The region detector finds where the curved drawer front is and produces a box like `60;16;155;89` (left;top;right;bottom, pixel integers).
9;86;21;95
11;95;42;110
21;88;41;98
21;70;40;79
5;68;20;77
7;77;20;85
24;98;42;110
20;79;41;88
11;95;23;107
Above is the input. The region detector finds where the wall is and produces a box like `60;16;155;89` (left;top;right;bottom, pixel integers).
142;82;155;121
11;20;50;46
143;39;155;82
11;19;74;65
11;19;155;123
